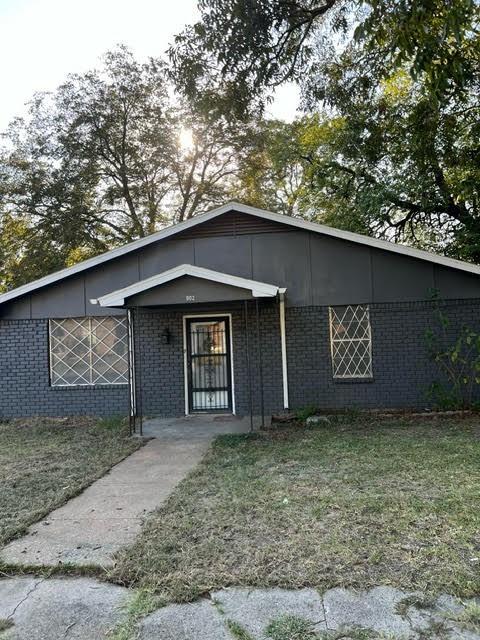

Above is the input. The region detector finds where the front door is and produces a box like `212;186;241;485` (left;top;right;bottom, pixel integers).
186;316;233;413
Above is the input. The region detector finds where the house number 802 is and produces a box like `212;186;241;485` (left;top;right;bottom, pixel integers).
186;295;195;302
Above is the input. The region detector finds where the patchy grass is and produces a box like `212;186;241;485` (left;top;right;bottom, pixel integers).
265;617;388;640
111;416;480;602
265;615;318;640
0;416;142;546
0;562;105;580
395;594;437;617
226;620;256;640
109;588;164;640
318;629;382;640
0;618;14;632
416;620;451;639
447;600;480;632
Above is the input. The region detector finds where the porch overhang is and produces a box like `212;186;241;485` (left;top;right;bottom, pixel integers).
91;264;290;423
90;264;283;308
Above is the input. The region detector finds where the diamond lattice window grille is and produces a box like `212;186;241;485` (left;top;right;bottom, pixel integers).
329;305;373;379
50;317;128;386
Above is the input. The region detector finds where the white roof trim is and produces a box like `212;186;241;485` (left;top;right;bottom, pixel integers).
1;200;479;306
94;264;281;307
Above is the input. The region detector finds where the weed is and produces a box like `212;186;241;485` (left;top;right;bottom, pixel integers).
395;594;436;617
295;406;318;422
448;600;480;631
109;588;165;640
226;619;256;640
0;618;14;632
96;416;125;431
266;615;317;639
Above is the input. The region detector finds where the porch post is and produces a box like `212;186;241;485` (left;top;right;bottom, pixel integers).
255;298;265;428
136;306;144;437
127;309;136;436
244;300;254;432
279;289;289;410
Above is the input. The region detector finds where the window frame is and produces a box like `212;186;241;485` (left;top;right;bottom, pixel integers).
49;316;129;387
328;305;373;380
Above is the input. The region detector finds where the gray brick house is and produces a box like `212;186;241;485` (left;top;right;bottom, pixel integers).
1;202;480;424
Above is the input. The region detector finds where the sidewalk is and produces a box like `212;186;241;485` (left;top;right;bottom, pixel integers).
0;578;478;639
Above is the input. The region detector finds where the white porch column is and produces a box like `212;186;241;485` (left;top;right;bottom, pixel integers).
278;289;289;409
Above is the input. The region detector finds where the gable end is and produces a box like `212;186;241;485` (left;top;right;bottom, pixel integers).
1;201;480;310
175;210;294;239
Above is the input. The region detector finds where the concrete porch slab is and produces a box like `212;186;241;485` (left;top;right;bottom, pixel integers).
140;413;264;440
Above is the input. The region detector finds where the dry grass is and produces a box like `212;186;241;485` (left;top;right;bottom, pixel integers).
111;415;480;602
447;600;480;632
0;416;142;546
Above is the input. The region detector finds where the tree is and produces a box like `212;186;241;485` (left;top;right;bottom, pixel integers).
295;60;480;259
234;119;310;215
169;112;251;222
172;1;480;260
171;0;479;113
170;0;347;117
0;211;70;290
0;47;256;290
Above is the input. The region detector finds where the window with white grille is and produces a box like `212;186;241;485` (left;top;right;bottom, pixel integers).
329;305;373;379
49;317;128;386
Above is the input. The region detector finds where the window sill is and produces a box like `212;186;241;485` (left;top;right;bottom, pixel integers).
50;384;128;390
333;377;375;384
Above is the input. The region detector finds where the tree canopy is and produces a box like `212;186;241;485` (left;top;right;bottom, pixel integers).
171;0;479;112
1;2;479;291
0;47;257;290
172;0;480;260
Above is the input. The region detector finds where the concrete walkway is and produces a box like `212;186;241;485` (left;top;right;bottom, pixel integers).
0;578;478;639
0;577;128;639
0;414;251;568
141;586;480;640
3;416;478;639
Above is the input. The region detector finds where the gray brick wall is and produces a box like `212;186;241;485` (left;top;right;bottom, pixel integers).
2;299;480;419
0;319;128;418
131;302;283;417
286;299;480;410
132;309;185;418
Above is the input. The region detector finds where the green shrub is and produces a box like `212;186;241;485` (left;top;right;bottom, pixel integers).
426;302;480;409
295;406;318;422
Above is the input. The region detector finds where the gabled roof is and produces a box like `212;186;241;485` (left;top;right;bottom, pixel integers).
93;264;283;307
1;201;479;306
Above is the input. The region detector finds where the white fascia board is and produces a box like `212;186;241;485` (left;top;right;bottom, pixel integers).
1;199;480;306
95;263;280;307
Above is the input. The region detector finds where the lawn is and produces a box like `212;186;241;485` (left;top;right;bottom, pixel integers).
0;416;142;546
112;415;480;602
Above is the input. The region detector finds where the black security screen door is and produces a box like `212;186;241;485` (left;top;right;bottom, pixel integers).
186;317;233;412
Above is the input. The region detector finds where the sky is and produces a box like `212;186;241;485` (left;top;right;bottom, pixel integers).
0;0;300;131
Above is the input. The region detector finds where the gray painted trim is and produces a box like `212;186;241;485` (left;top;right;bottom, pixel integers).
1;201;480;307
